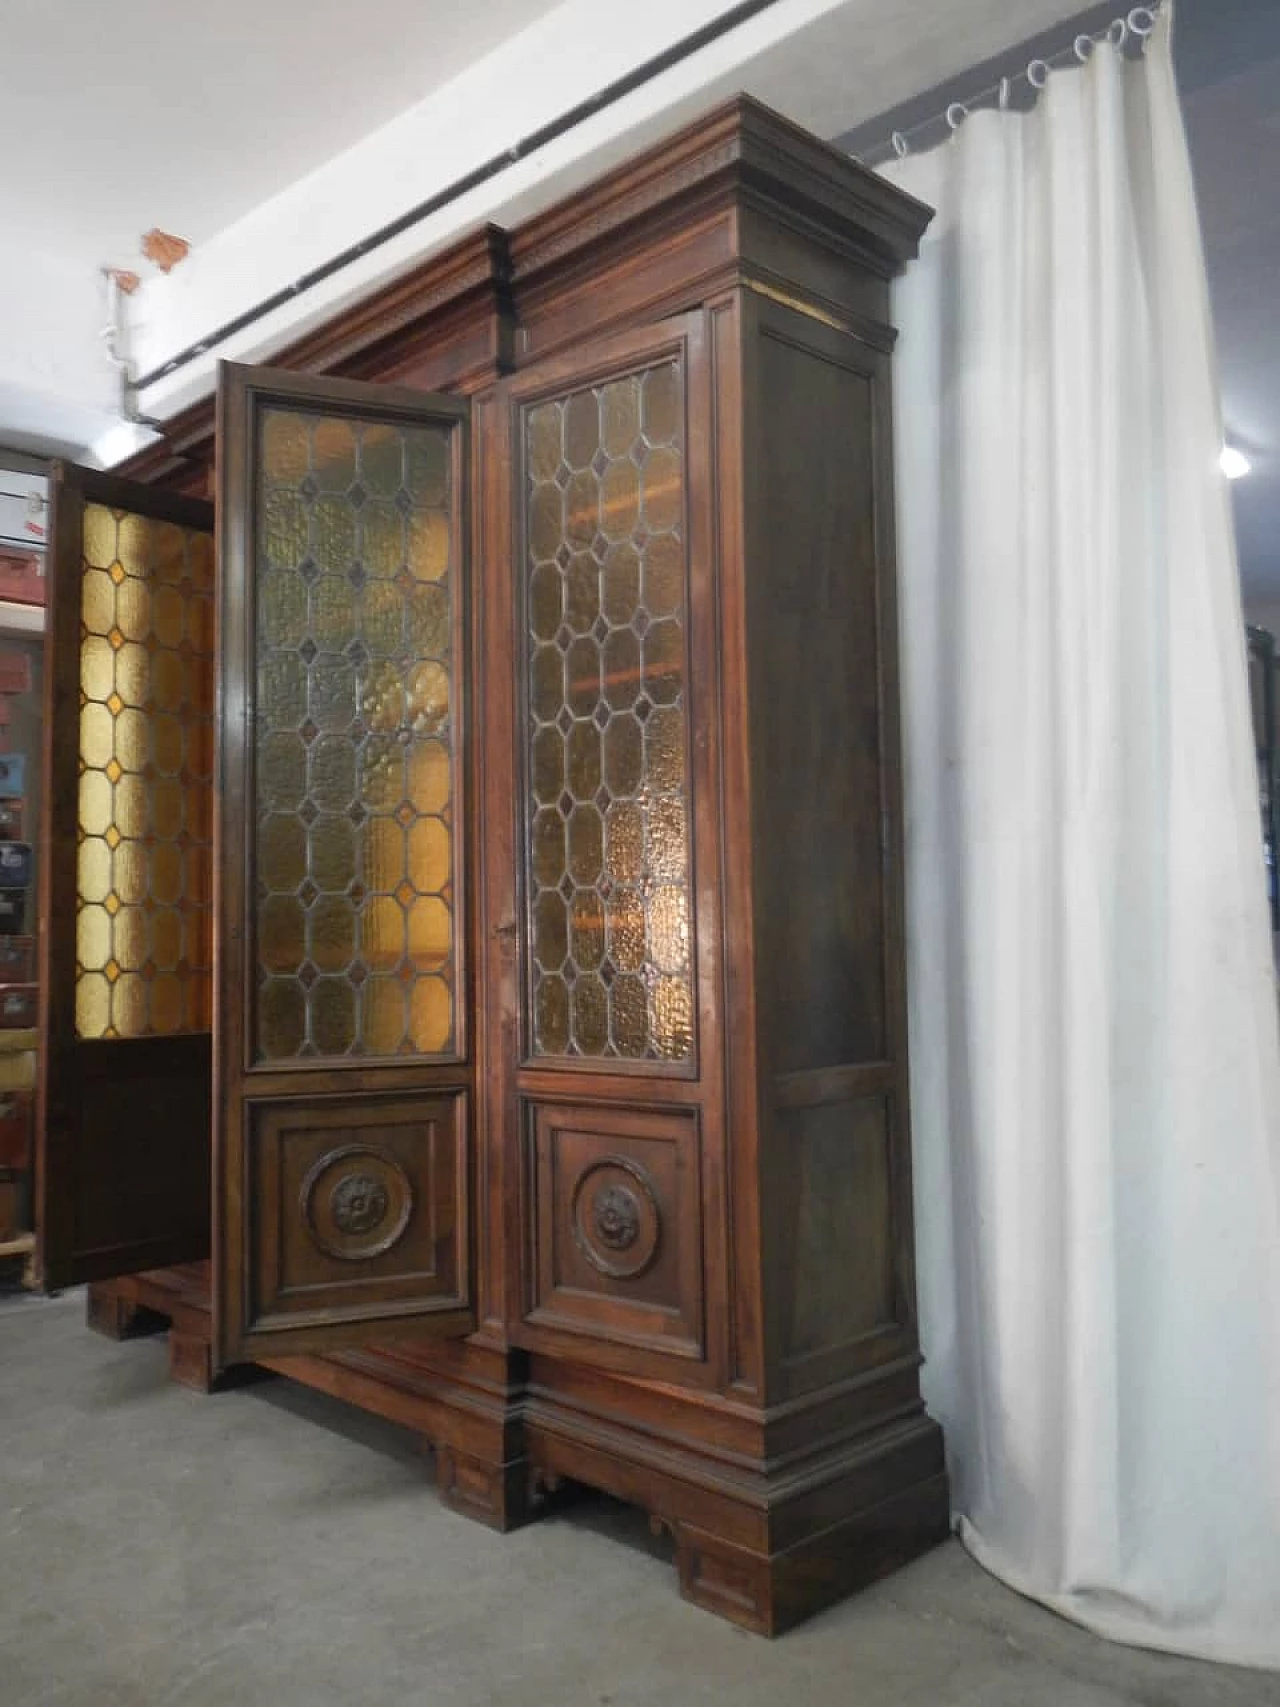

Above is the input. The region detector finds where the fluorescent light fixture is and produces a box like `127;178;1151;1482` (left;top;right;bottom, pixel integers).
1221;445;1252;480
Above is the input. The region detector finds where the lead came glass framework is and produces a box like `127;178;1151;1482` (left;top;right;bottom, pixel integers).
76;505;215;1039
522;359;694;1062
253;407;458;1063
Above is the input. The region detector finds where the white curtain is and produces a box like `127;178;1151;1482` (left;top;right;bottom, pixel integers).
882;7;1280;1669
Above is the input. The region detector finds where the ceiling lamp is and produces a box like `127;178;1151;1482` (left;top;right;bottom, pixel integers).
1221;445;1252;480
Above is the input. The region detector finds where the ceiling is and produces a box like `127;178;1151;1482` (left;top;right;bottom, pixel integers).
3;0;1093;274
0;0;1094;462
13;0;1269;510
1175;0;1280;601
0;0;561;268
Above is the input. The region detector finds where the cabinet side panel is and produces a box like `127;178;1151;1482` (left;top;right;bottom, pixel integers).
749;325;885;1073
710;295;766;1398
744;302;913;1397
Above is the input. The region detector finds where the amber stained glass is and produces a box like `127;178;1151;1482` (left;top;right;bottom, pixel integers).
254;408;456;1061
76;506;214;1039
522;360;693;1061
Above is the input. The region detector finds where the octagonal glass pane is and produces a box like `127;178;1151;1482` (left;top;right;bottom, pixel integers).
521;358;693;1062
251;406;458;1060
75;504;214;1038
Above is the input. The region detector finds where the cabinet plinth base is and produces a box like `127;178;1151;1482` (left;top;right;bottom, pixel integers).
87;1284;168;1342
255;1339;536;1535
433;1442;533;1532
87;1277;269;1392
84;1270;950;1633
522;1364;951;1636
672;1472;951;1636
169;1327;223;1393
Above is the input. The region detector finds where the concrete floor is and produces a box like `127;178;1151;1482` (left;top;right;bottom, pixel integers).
2;1290;1277;1707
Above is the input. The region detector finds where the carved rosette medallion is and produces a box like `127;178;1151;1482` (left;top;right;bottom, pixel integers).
331;1174;389;1236
301;1144;413;1262
571;1156;661;1280
593;1184;641;1251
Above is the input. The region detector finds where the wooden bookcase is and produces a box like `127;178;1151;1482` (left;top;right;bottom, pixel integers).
35;97;949;1634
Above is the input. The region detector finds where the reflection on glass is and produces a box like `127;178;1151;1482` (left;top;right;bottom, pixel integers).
522;360;694;1061
254;408;457;1061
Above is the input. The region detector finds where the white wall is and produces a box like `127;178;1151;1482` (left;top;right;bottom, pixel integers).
1;246;122;461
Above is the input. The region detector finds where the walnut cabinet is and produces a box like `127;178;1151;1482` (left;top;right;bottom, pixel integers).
35;97;947;1633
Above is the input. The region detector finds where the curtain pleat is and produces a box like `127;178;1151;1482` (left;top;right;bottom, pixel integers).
884;9;1280;1667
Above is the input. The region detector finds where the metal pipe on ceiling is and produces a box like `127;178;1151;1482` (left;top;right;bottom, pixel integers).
131;0;787;399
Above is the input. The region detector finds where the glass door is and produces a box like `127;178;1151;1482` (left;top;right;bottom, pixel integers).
37;467;215;1287
214;363;476;1365
481;314;723;1378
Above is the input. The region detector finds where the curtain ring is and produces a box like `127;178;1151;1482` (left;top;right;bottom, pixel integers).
946;102;968;132
891;131;909;159
1108;17;1128;46
1074;34;1095;62
1027;58;1051;90
998;76;1012;110
1127;6;1156;34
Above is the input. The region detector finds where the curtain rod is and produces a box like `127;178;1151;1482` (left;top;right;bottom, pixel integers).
129;0;786;401
859;1;1163;169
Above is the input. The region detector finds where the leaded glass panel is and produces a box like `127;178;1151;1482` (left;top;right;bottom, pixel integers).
253;408;457;1062
522;360;694;1062
76;505;214;1039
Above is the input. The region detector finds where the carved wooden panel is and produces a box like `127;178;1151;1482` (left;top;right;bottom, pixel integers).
244;1092;470;1339
526;1100;703;1359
